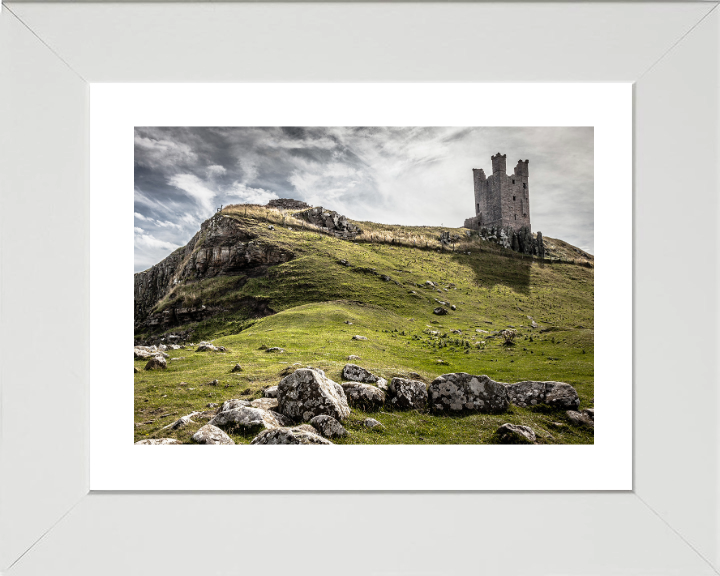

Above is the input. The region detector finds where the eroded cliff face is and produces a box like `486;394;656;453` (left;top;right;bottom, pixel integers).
134;214;293;331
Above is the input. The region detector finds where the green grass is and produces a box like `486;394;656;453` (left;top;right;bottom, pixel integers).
135;210;593;444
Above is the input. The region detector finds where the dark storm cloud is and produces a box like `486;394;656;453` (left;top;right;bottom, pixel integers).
134;126;593;272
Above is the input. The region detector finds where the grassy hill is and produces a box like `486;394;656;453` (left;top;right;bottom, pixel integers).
134;205;594;445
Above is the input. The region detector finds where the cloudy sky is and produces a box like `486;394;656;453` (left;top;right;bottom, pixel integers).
134;126;593;272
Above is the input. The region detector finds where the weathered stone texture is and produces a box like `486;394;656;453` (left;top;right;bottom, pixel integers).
294;206;362;239
277;368;351;422
387;377;427;410
428;373;510;414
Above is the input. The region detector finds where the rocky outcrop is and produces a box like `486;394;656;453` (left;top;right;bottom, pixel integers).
277;368;351;422
250;427;332;445
387;378;427;410
192;424;235;445
266;198;310;211
341;382;386;411
428;373;510;414
134;213;293;330
504;381;580;410
295;206;362;239
310;415;348;438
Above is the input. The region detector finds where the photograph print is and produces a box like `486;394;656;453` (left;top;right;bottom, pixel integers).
133;126;594;446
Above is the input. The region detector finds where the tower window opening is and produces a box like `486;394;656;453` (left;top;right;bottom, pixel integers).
514;214;517;220
513;196;516;201
523;183;527;189
512;179;515;184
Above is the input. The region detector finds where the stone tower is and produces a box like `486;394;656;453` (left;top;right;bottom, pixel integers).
471;153;531;233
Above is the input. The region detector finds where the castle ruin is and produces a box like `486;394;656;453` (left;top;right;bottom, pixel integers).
464;153;544;257
464;153;530;232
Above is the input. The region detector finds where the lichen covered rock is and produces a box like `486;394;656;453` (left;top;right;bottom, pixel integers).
250;427;333;445
209;406;291;431
566;410;594;428
144;356;167;370
428;373;509;414
216;399;251;413
341;382;386;411
277;368;351;422
192;424;235;445
342;364;387;389
263;386;278;398
310;415;348;438
387;377;427;410
135;438;181;445
505;381;580;410
250;397;279;411
496;423;536;444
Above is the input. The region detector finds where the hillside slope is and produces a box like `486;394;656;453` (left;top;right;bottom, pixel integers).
134;204;594;445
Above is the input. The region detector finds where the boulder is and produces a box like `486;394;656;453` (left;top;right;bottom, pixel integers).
433;307;448;315
162;411;201;431
294;424;319;434
134;367;139;373
583;408;594;421
209;406;291;431
250;397;279;411
265;347;285;353
341;382;386;411
196;343;219;352
192;424;235;445
352;335;368;341
216;398;251;413
135;438;181;445
134;348;154;360
144;356;167;370
196;341;226;352
504;381;580;410
566;410;594;429
231;363;243;373
263;386;278;398
250;427;333;445
310;415;348;438
428;373;510;414
277;368;350;422
496;423;536;444
387;377;427;410
363;418;383;429
342;364;387;388
347;355;361;361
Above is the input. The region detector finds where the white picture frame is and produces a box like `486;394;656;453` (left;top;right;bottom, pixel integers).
90;82;630;491
1;2;719;574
